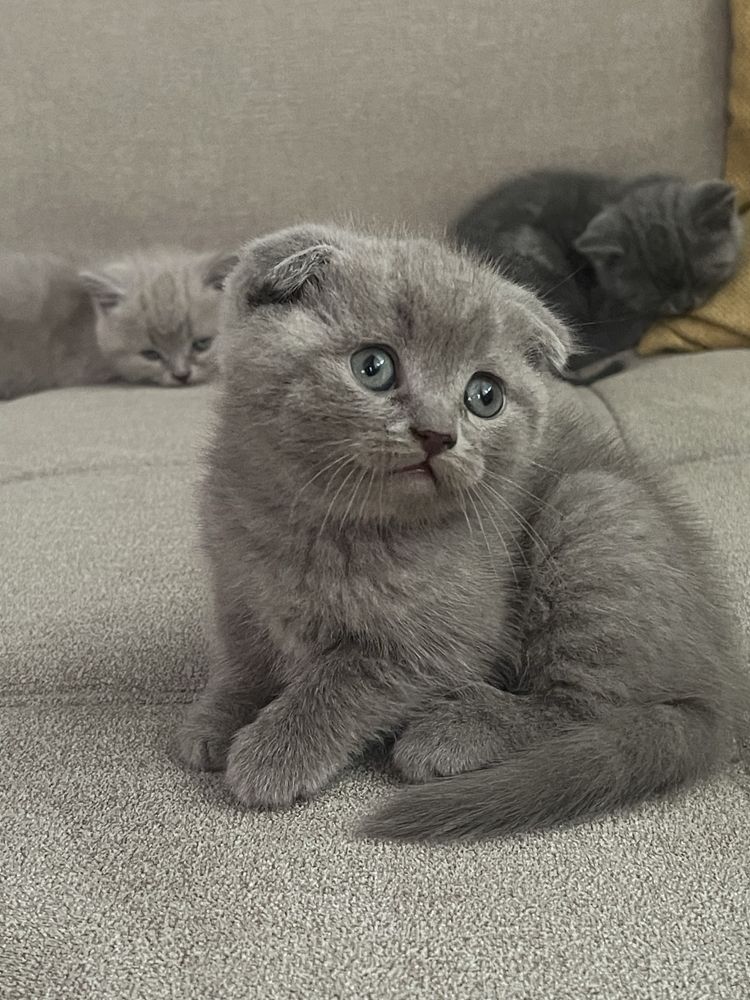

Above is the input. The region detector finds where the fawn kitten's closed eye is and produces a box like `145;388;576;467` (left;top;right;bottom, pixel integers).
139;336;214;369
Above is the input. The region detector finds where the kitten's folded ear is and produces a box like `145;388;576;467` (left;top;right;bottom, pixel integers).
517;292;575;374
232;225;344;307
689;181;737;232
203;252;240;290
79;270;126;311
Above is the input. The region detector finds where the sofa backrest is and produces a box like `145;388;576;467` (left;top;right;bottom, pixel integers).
0;0;730;255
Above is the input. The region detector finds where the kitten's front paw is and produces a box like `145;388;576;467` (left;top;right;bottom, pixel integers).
175;726;232;772
175;707;237;772
225;716;338;809
392;710;501;783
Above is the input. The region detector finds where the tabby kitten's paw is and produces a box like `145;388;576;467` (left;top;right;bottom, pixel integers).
225;716;338;809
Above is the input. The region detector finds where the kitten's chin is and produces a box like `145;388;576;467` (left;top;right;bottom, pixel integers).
371;465;467;525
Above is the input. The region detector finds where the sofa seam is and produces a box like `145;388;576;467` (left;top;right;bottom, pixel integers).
580;387;750;469
0;458;195;486
585;385;635;459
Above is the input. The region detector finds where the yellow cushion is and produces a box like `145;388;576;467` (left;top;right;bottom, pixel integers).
638;0;750;356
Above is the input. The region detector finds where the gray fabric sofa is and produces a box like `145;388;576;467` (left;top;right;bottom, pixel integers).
2;1;748;997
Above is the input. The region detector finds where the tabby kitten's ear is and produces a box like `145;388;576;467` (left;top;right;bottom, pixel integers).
232;225;344;308
573;213;625;267
689;181;737;233
203;252;240;290
79;270;126;311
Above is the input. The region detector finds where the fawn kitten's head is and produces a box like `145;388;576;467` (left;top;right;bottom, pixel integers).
81;250;238;387
217;226;571;527
574;179;742;317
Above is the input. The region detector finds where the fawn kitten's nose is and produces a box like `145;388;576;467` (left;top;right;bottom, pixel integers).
172;370;191;384
411;427;457;456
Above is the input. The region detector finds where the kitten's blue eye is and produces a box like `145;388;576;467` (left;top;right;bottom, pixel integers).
140;349;161;362
350;346;396;392
192;337;213;353
464;372;505;418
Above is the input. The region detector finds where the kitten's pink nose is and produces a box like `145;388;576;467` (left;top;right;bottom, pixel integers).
172;371;191;384
411;427;456;456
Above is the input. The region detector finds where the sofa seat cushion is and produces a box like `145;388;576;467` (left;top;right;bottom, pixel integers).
2;352;749;998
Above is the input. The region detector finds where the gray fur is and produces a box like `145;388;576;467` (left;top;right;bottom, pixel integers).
177;224;748;841
0;248;237;399
452;171;743;373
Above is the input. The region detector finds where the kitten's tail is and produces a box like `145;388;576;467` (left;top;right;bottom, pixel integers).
360;702;731;842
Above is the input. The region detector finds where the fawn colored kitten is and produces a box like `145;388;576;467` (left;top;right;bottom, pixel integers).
177;224;747;841
0;248;237;399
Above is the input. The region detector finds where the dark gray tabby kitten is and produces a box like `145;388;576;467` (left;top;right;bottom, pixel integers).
177;224;747;841
452;171;742;376
0;249;237;399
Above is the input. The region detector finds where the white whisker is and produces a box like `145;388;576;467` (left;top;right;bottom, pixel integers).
471;485;520;586
377;464;386;536
465;489;500;582
459;489;474;540
289;452;352;520
529;458;562;476
483;469;562;515
316;462;357;540
539;264;586;298
358;466;377;526
339;466;368;534
480;480;555;570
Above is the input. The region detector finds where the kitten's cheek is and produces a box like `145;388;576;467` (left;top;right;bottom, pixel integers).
224;717;338;809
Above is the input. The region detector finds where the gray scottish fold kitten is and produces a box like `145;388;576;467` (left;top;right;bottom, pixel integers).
0;248;237;399
452;171;742;375
177;224;747;841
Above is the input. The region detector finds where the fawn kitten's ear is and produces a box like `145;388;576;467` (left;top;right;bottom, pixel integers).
79;270;126;311
203;252;240;290
232;225;344;307
689;180;737;233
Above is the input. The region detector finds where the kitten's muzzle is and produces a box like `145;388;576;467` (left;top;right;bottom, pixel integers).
388;427;456;483
410;427;456;456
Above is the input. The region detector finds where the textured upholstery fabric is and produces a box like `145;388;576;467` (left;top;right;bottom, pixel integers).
2;705;748;1000
2;355;749;1000
0;0;730;256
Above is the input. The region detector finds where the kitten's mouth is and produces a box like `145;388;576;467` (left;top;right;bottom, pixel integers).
391;460;436;482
